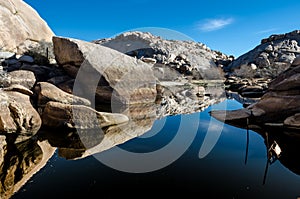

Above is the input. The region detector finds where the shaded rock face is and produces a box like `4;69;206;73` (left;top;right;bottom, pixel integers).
226;30;300;79
211;56;300;129
0;137;55;199
53;36;157;105
0;0;54;53
94;31;231;80
249;63;300;125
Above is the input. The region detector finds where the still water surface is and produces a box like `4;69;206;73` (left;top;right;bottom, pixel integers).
11;100;300;198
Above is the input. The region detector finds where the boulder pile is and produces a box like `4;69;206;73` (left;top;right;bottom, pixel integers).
211;56;300;129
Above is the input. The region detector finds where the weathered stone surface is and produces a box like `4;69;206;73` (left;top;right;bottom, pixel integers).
0;0;54;53
212;56;300;129
284;113;300;128
60;104;157;160
53;36;157;105
3;84;33;96
210;109;251;123
94;31;230;80
42;101;129;129
248;92;300;122
8;70;36;89
0;70;36;89
226;30;300;78
0;91;41;134
35;82;91;107
0;93;17;132
269;65;300;91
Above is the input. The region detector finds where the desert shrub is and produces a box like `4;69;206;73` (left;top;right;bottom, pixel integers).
24;40;55;65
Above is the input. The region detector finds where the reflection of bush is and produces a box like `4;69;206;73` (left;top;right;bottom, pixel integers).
24;40;55;65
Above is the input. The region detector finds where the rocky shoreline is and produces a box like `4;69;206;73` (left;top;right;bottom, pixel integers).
1;0;299;141
1;0;300;198
0;34;228;142
211;56;300;129
1;24;300;142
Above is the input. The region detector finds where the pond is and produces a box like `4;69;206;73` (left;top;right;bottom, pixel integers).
8;99;300;199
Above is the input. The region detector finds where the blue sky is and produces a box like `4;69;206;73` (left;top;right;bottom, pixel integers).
24;0;300;57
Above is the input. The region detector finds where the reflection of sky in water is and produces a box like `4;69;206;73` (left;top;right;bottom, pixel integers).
12;99;300;198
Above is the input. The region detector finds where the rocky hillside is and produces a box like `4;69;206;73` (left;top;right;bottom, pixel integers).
211;56;300;129
94;31;232;80
226;30;300;78
0;0;54;53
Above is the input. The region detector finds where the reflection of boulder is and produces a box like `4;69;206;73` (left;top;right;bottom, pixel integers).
156;81;226;118
0;136;55;199
209;104;300;177
47;103;156;160
38;130;104;160
78;118;155;160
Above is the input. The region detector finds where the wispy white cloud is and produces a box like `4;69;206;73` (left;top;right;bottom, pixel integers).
255;28;278;35
198;18;234;32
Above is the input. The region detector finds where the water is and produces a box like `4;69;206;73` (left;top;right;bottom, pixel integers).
9;99;300;198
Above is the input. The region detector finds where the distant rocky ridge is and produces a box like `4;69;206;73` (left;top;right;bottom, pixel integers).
226;30;300;79
94;31;232;80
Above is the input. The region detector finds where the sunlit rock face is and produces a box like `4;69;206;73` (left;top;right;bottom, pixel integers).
0;0;54;53
0;90;41;136
0;70;36;90
42;101;129;130
0;136;55;199
52;36;157;106
94;31;231;80
34;82;91;108
226;30;300;78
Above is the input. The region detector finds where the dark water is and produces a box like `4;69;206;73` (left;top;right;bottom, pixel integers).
11;100;300;199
